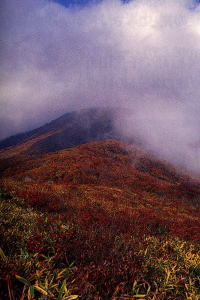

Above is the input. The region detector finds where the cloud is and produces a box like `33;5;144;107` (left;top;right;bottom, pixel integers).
0;0;200;171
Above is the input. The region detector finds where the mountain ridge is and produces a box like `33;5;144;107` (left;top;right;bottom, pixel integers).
1;118;200;299
0;107;125;157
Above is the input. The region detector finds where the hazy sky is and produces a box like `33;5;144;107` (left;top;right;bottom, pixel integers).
1;0;200;171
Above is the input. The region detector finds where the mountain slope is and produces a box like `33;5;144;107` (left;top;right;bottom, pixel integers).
1;139;200;299
1;139;200;246
0;108;124;158
1;109;200;299
1;139;200;203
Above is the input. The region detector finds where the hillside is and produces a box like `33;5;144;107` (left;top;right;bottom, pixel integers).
1;139;200;200
0;140;200;299
0;108;125;158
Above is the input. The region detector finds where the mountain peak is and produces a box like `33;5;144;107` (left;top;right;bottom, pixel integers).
0;107;126;158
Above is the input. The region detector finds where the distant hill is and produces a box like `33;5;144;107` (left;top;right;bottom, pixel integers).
0;108;127;158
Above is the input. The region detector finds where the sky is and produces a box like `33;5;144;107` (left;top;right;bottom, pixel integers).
1;0;200;171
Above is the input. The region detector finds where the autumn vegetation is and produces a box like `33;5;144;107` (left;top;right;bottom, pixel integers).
0;140;200;299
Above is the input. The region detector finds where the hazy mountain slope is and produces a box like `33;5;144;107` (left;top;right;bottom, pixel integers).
0;108;123;157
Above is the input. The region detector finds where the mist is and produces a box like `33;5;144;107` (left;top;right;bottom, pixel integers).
1;0;200;172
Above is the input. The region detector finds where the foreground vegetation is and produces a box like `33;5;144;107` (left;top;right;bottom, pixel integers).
0;141;200;299
0;184;199;299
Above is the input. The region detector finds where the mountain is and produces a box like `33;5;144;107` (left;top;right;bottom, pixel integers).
0;108;125;158
1;139;200;299
1;107;200;204
1;110;200;299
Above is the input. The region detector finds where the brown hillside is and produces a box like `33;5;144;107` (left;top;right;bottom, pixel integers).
1;140;200;299
1;139;200;204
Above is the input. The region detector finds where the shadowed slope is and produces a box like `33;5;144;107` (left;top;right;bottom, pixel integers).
0;108;123;158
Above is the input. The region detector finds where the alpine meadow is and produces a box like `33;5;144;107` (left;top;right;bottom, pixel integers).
0;0;200;299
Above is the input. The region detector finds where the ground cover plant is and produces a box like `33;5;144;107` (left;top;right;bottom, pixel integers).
0;140;200;299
